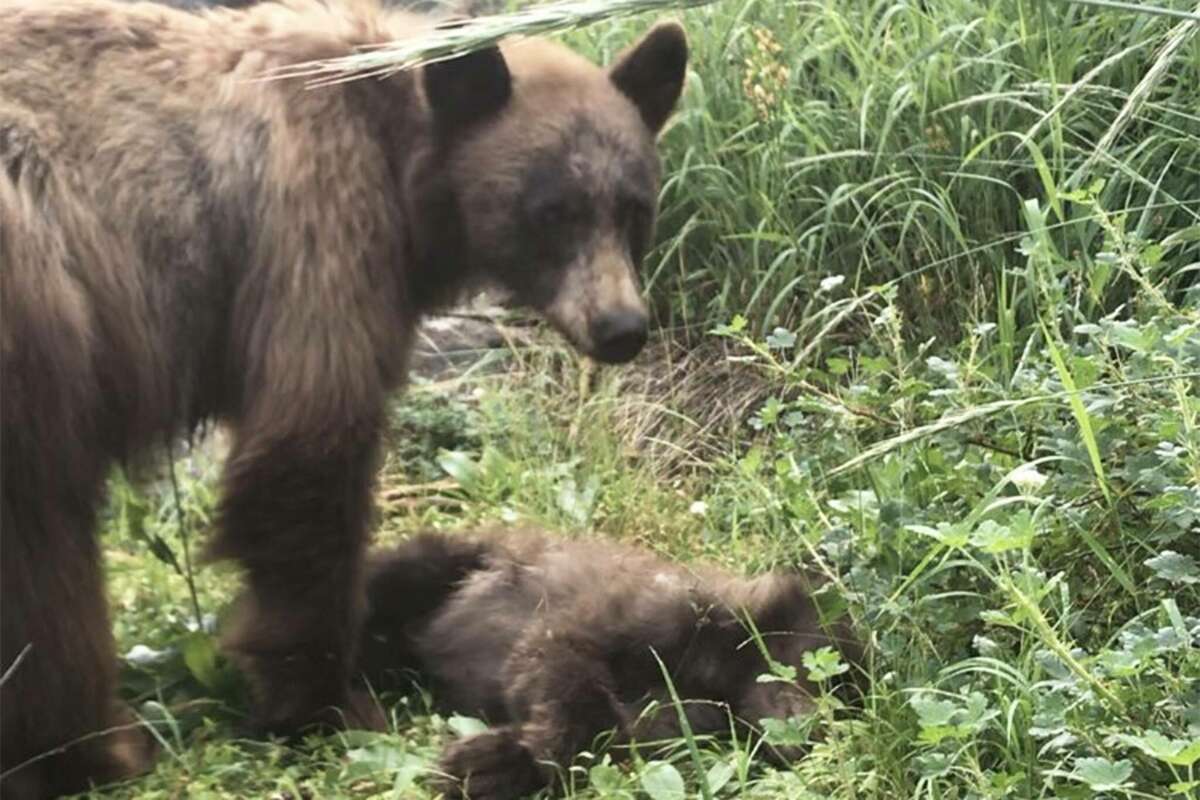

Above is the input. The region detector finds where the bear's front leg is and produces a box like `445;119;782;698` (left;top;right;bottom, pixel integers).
435;625;633;798
435;727;549;800
211;422;387;735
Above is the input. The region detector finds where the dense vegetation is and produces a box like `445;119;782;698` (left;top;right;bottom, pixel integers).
94;0;1198;797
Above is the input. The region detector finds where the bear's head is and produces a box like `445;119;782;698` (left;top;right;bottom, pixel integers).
412;21;688;364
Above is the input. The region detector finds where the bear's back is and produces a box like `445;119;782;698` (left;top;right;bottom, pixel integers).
0;0;434;428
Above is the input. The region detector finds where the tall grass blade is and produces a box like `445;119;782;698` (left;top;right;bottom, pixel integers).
650;648;714;800
1063;0;1200;22
827;397;1045;479
268;0;716;84
1072;3;1200;185
1038;320;1112;504
828;373;1200;478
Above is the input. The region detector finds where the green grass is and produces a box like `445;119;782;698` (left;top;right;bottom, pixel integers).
599;0;1200;338
81;0;1200;797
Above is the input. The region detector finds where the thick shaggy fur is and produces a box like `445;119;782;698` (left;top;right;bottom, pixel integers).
360;529;863;800
0;2;687;796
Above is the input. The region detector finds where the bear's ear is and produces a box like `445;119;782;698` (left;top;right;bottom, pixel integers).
424;44;512;140
608;21;688;134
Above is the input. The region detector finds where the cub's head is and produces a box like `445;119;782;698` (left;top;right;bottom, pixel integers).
415;22;688;364
723;572;865;762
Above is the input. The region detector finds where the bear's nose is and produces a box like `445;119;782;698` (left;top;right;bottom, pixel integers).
589;309;648;364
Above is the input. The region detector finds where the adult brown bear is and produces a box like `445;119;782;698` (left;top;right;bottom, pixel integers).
0;1;687;796
360;528;863;800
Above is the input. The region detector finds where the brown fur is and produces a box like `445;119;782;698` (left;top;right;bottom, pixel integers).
360;529;863;800
0;2;687;796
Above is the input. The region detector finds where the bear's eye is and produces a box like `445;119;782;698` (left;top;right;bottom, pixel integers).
617;196;652;261
617;196;650;231
531;196;583;230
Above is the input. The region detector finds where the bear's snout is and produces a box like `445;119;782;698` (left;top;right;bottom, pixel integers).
589;308;648;363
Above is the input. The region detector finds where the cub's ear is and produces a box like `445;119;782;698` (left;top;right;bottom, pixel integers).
609;21;688;134
423;44;512;139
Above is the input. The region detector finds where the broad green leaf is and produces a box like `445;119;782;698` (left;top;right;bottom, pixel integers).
1097;649;1143;678
640;761;686;800
393;761;424;792
1146;551;1200;584
436;449;480;488
345;743;425;782
970;519;1032;553
910;696;958;727
1115;731;1200;767
918;725;969;745
802;646;849;682
757;658;798;683
181;632;221;692
1072;757;1132;791
447;715;488;738
589;762;627;793
826;356;851;376
711;315;747;337
705;761;735;794
759;716;810;747
915;753;953;778
766;327;796;349
958;692;998;730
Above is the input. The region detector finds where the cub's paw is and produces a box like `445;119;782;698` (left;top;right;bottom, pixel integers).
434;729;547;800
18;704;162;798
101;704;162;782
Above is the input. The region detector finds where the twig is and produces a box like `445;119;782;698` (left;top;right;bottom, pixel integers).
378;496;465;512
963;435;1023;459
795;378;895;426
378;478;461;502
165;436;204;631
0;644;31;688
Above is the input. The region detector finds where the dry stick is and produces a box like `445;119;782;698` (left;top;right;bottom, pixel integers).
377;479;465;514
379;496;464;512
0;644;31;689
568;355;596;441
963;435;1023;459
0;717;159;784
793;378;894;426
165;436;204;631
378;479;461;501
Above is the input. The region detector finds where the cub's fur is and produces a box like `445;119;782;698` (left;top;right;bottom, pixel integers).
361;529;862;800
0;2;686;796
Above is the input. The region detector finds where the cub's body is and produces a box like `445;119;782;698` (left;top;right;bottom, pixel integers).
362;529;862;799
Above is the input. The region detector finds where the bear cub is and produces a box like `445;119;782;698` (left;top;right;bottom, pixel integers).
360;528;862;800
